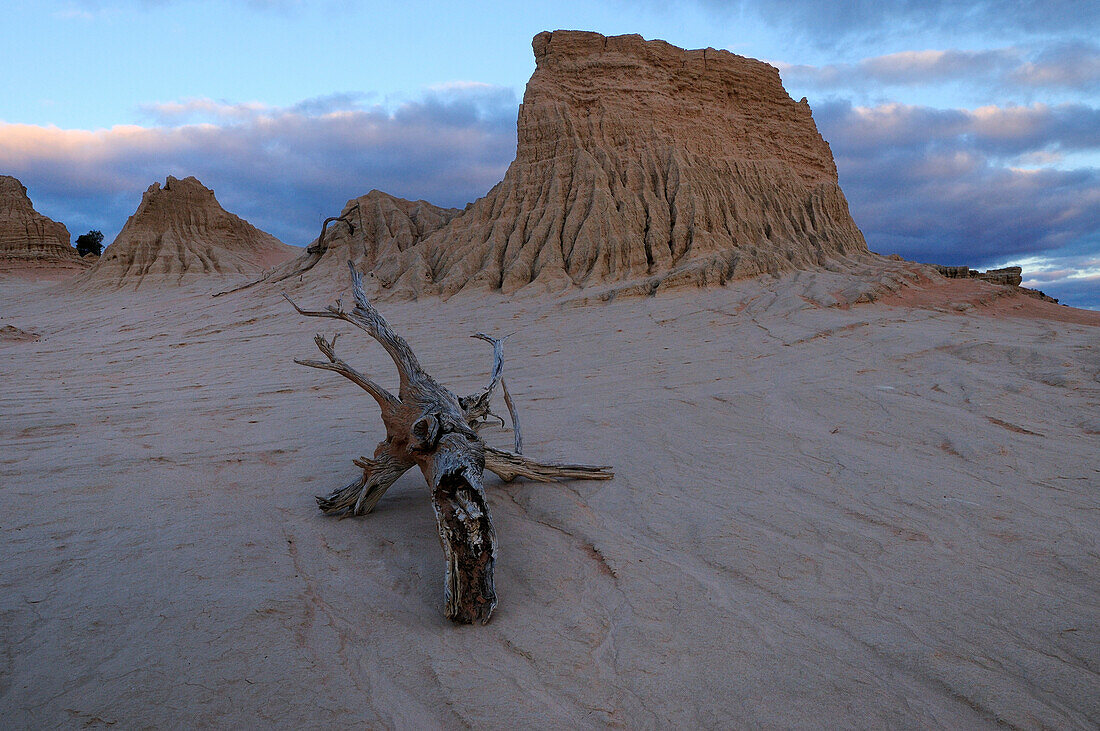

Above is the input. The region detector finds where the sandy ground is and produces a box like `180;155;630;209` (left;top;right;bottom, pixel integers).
1;269;1098;728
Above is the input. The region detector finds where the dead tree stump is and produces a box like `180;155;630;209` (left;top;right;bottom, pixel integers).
286;262;612;624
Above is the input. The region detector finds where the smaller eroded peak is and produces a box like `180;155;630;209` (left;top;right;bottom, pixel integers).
0;174;86;276
76;174;296;288
138;175;219;210
0;174;32;201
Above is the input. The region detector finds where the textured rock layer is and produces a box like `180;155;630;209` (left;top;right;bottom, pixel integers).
256;190;459;291
362;30;869;297
79;176;296;288
0;175;87;274
318;190;460;269
932;264;1057;302
934;264;1023;287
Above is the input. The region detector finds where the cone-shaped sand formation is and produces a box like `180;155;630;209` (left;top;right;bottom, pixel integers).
0;175;88;276
302;31;870;298
78;176;296;288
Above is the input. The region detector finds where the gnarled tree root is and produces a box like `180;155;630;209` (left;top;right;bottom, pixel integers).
483;446;612;483
287;259;612;624
316;444;412;518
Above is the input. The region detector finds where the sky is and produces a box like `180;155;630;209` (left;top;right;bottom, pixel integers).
2;0;1098;308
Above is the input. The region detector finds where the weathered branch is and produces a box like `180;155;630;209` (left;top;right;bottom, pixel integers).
283;263;433;401
473;333;506;391
349;448;414;514
501;377;522;454
316;442;413;517
461;332;523;452
292;332;400;412
483;446;613;483
307;211;356;254
282;291;341;318
461;333;507;421
343;262;430;399
472;413;507;432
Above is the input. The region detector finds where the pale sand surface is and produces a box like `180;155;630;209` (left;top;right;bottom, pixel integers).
1;271;1097;728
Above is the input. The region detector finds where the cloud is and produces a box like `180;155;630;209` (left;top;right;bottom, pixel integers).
776;49;1019;89
820;101;1100;156
425;81;500;93
706;1;1100;45
139;98;276;124
776;41;1100;94
1008;41;1100;91
811;99;1100;307
136;93;385;125
1002;253;1100;309
0;86;517;247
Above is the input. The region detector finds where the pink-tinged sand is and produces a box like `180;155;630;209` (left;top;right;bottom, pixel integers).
1;267;1097;728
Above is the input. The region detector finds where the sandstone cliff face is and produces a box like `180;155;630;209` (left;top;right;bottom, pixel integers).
932;264;1057;302
934;265;1023;287
79;176;296;288
0;175;87;275
328;190;461;269
368;30;869;297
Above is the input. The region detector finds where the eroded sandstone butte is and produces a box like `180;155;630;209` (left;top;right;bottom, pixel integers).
363;30;870;297
79;176;296;288
0;175;88;276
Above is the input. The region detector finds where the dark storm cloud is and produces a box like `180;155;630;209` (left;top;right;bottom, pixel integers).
813;100;1100;280
0;86;517;247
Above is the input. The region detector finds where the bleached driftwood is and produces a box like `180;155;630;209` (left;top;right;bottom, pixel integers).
286;261;612;624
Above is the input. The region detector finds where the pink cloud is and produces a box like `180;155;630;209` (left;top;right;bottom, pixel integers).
775;41;1100;92
0;87;517;246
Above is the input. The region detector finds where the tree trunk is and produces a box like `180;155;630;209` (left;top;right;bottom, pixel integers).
285;260;612;623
